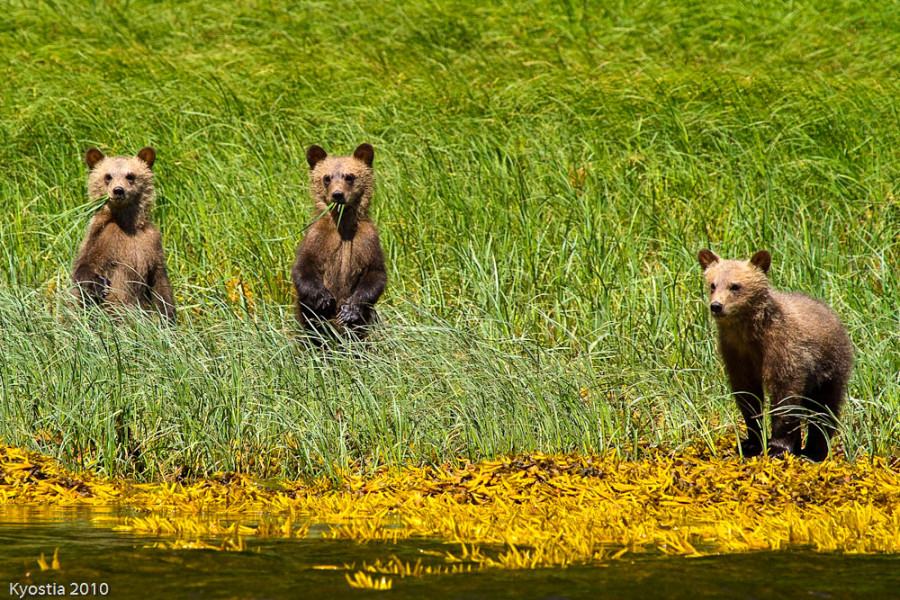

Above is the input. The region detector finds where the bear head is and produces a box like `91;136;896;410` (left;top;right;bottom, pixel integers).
86;147;156;210
698;249;771;321
306;143;375;215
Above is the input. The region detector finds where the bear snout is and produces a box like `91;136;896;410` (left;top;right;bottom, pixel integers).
710;302;724;316
331;190;346;203
112;186;126;198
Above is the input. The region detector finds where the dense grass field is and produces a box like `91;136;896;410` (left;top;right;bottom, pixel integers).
0;0;898;480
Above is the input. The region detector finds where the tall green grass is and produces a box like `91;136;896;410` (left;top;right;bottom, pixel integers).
0;0;897;479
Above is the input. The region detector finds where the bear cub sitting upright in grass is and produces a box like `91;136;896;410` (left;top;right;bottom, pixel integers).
292;143;386;338
698;249;852;461
73;147;175;324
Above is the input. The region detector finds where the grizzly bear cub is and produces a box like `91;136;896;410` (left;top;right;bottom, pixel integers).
698;249;852;461
72;147;176;324
292;143;386;338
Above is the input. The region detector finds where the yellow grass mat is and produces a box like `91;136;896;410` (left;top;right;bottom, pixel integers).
2;440;899;583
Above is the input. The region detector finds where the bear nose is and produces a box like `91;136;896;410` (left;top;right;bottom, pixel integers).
710;302;723;315
331;190;345;202
113;186;125;197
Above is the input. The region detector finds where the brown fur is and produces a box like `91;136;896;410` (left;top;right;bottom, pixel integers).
698;249;852;461
292;143;386;337
72;147;176;324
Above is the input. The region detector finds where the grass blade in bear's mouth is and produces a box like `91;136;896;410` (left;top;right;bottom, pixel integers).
298;202;335;233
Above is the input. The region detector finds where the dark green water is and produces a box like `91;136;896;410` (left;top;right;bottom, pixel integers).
1;508;897;599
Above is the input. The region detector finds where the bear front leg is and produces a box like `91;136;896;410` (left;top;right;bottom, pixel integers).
73;264;110;306
733;389;764;457
766;382;805;458
292;263;336;323
725;364;764;458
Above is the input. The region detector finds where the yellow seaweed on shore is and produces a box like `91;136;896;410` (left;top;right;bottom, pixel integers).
3;440;900;585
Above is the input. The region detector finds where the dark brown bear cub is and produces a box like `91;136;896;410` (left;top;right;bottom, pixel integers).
698;249;852;461
72;147;176;324
292;143;386;338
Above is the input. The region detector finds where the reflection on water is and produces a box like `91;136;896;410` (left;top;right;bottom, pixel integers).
1;508;897;599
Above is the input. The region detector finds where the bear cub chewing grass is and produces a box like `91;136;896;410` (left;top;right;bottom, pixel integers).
292;143;386;339
698;249;852;462
72;147;176;324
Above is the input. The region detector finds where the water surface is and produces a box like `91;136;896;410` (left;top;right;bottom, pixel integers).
1;508;897;599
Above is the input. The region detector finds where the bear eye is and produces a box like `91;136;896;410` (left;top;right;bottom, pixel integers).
729;284;741;291
344;174;355;184
125;173;135;182
710;283;716;291
323;175;331;184
104;174;112;182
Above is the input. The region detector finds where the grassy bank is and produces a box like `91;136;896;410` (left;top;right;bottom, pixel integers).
0;0;898;479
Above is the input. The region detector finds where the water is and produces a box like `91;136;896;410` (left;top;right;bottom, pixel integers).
1;508;897;599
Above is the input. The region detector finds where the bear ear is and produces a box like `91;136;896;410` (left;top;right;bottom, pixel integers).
353;143;374;167
697;249;720;271
85;148;105;170
136;147;156;169
307;145;328;169
750;250;771;274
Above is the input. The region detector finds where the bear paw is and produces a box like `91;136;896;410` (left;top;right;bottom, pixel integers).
315;294;337;317
80;274;110;302
765;440;796;459
301;290;336;319
738;437;762;458
337;304;365;329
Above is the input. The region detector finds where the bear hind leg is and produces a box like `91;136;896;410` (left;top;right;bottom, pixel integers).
801;380;845;462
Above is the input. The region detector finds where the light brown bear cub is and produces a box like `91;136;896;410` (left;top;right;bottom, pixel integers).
698;249;852;461
72;147;176;324
292;143;386;337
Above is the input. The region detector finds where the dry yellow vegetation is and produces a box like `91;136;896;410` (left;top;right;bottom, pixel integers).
2;441;898;589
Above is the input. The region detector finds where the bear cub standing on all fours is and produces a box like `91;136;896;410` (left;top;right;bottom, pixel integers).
292;143;386;338
698;249;853;462
72;147;176;324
